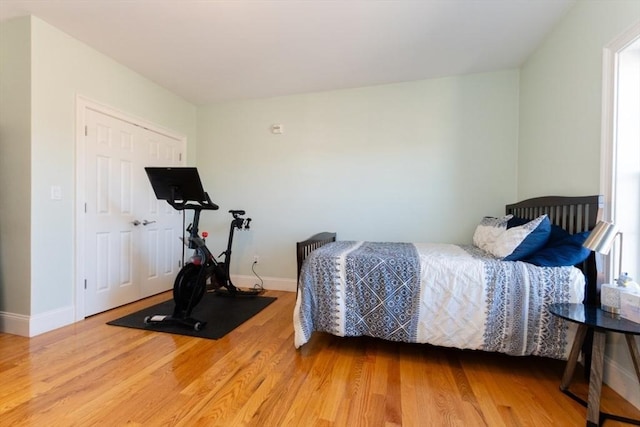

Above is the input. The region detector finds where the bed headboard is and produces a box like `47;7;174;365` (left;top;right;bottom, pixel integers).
505;195;601;233
505;195;603;306
296;232;336;280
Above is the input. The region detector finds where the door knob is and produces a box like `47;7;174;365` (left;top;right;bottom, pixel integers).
132;220;141;226
142;220;156;226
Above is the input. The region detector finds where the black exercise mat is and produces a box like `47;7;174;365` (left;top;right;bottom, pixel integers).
107;292;276;339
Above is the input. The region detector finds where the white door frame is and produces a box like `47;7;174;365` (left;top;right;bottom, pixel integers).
74;95;187;321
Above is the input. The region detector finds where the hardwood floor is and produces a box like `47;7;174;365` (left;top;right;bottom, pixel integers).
1;290;638;426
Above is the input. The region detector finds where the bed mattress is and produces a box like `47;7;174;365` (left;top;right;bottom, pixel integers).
294;241;584;359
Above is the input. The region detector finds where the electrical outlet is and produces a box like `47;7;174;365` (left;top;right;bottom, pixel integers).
253;255;259;264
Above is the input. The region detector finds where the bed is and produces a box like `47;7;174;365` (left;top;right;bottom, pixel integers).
294;195;602;359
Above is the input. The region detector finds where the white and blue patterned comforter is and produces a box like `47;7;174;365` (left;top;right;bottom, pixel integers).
293;241;584;359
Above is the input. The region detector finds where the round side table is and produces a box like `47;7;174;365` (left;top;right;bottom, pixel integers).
550;303;640;427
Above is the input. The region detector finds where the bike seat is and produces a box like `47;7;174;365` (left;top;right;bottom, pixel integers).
229;210;245;216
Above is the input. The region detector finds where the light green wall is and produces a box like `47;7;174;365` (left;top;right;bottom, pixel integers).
0;16;32;315
518;0;640;199
197;70;520;279
0;15;198;318
518;0;640;409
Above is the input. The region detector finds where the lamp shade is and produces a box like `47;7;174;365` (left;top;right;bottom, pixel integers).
583;220;619;254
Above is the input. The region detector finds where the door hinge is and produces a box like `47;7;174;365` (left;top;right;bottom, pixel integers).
84;203;87;213
179;153;182;162
85;125;88;136
84;279;87;289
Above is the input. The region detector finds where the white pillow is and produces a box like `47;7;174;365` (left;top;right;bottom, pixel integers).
472;215;512;253
487;214;548;259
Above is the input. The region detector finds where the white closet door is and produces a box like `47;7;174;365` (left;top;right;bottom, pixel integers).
138;129;184;298
84;108;183;316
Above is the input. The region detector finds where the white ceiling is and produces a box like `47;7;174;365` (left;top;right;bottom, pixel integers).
0;0;576;105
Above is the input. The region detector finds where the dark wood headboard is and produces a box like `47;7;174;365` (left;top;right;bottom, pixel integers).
506;195;603;306
296;232;336;280
505;195;601;233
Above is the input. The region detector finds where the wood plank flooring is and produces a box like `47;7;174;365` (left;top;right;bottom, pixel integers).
0;290;638;426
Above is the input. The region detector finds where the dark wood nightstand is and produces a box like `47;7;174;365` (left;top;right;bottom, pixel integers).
550;303;640;426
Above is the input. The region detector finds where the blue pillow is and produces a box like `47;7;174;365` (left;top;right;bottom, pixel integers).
503;215;552;261
523;227;591;267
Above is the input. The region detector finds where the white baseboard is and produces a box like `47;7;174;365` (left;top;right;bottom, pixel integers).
0;310;30;336
231;274;297;293
30;305;75;336
604;351;640;410
0;305;75;337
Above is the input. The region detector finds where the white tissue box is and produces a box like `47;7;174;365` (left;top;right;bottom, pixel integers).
601;283;622;313
620;290;640;324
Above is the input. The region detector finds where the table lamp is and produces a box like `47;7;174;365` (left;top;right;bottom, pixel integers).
583;220;625;313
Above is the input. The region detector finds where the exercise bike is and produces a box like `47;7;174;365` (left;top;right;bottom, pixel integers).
143;167;263;331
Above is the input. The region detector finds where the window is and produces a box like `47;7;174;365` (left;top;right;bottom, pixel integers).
614;39;640;282
602;25;640;284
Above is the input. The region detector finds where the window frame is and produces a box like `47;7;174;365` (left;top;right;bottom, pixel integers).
599;22;640;283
